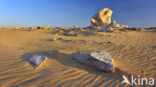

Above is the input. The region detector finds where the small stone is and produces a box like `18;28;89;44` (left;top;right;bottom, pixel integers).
51;38;62;41
57;38;63;40
106;41;111;43
139;71;144;74
151;46;156;49
29;54;47;68
52;38;58;41
146;57;150;60
47;51;53;54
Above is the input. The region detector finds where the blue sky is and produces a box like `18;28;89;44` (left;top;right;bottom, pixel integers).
0;0;156;27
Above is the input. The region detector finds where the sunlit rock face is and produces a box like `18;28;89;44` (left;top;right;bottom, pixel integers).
91;8;113;26
91;8;128;28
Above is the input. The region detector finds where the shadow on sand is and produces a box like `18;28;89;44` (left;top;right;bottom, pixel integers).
21;50;131;86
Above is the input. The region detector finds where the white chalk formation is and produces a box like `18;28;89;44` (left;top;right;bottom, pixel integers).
91;8;128;28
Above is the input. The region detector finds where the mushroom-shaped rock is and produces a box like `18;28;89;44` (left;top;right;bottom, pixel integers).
91;8;113;26
29;54;47;68
74;51;114;72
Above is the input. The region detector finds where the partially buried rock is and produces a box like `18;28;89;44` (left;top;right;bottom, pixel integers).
74;51;114;72
51;37;63;41
29;54;47;68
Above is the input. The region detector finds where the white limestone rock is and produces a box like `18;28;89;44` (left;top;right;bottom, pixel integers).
29;54;47;68
91;8;128;28
91;51;114;65
91;8;113;26
74;51;114;72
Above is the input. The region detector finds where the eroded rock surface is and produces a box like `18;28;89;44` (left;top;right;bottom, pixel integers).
91;8;113;26
29;54;47;68
74;51;114;72
91;8;128;28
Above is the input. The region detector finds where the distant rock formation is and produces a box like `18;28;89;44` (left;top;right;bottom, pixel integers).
73;25;78;28
36;26;44;29
91;8;128;28
45;24;49;28
91;8;113;26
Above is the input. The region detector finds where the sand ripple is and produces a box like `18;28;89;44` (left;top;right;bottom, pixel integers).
0;30;155;87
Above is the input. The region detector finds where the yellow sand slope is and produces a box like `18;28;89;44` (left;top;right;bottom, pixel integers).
0;28;155;87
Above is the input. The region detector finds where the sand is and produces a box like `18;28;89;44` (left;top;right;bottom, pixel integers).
0;28;155;87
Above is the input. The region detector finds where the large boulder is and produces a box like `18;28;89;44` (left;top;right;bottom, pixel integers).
91;8;113;26
74;51;115;72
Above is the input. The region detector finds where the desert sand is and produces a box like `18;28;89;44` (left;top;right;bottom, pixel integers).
0;27;155;87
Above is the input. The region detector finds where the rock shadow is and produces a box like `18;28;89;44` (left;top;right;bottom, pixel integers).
21;52;47;69
21;50;131;86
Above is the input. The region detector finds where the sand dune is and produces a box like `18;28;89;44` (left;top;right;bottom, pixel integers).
0;28;155;87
